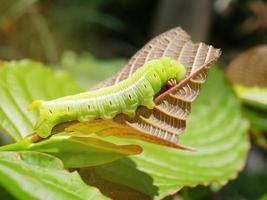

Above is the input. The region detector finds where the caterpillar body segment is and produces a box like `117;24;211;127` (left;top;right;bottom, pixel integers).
30;57;186;138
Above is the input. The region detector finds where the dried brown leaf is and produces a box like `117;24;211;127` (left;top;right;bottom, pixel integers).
69;27;221;149
226;45;267;87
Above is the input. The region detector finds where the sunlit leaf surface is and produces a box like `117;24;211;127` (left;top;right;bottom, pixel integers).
0;60;142;167
0;60;81;141
79;68;250;199
0;151;108;200
29;133;142;168
0;133;142;168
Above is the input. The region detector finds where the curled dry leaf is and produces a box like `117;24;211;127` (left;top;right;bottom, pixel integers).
67;27;221;149
226;45;267;152
226;45;267;87
226;45;267;111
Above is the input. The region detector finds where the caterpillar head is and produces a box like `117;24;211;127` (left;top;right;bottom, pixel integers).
172;59;186;81
160;57;186;82
28;100;67;137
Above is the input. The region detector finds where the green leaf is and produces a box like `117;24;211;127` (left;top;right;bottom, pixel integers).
243;107;267;132
60;51;126;89
28;133;142;168
29;133;142;168
0;151;108;200
0;60;81;141
260;194;267;200
234;85;267;111
0;60;142;167
0;133;142;168
79;68;250;199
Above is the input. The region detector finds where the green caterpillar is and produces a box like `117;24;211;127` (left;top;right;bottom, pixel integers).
29;57;186;138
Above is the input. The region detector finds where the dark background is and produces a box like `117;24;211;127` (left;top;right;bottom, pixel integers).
0;0;266;63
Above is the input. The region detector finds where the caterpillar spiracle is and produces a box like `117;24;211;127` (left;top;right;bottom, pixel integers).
29;57;186;138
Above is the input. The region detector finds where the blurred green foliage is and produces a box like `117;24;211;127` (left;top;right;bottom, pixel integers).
0;0;158;62
60;51;126;89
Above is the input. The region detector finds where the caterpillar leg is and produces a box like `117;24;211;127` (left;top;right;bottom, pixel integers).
124;110;136;119
100;112;117;120
145;101;155;109
35;121;54;138
78;115;96;122
167;79;177;89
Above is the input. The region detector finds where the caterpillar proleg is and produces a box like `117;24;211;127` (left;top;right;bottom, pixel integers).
29;57;186;138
